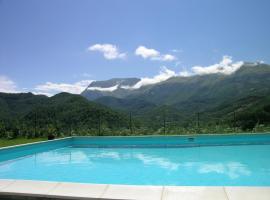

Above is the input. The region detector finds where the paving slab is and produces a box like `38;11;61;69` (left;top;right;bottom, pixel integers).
48;182;108;199
0;180;59;196
0;179;15;190
101;184;163;200
225;187;270;200
162;186;228;200
1;179;270;200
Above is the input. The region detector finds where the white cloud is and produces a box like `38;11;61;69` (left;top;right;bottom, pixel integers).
33;56;245;94
121;67;177;89
135;46;160;59
120;55;245;90
88;44;126;60
163;54;176;61
1;55;247;96
152;54;176;61
135;46;176;61
192;55;244;75
35;80;93;96
23;67;183;95
245;61;264;67
32;91;56;97
0;75;20;93
179;70;191;77
87;84;119;92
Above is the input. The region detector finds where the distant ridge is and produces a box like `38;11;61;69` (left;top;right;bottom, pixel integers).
81;63;270;130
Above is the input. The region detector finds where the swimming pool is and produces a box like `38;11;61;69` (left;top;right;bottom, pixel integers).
0;134;270;186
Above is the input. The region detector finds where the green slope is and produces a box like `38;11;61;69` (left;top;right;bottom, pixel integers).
92;63;270;131
0;92;129;138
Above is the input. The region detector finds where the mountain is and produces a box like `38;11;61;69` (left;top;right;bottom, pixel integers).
0;92;129;138
95;96;156;116
82;63;270;131
1;63;269;138
81;78;140;100
0;92;48;119
83;63;270;105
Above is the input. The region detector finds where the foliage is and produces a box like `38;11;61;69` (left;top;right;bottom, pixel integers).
0;92;130;139
1;64;270;139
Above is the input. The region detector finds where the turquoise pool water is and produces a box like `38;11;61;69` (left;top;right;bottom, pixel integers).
0;135;270;186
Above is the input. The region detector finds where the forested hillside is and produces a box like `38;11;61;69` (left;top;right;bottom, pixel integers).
0;92;129;138
90;63;270;133
1;64;270;139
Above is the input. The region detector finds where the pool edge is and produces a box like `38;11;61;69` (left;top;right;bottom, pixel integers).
1;132;270;151
0;179;270;200
0;137;73;151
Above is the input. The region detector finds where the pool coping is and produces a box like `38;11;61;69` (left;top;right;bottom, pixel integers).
0;137;72;150
0;179;270;200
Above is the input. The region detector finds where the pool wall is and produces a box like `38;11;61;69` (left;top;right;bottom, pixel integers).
1;133;270;163
72;133;270;147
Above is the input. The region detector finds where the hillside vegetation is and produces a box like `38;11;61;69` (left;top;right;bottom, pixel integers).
0;92;129;138
1;64;270;139
90;63;270;133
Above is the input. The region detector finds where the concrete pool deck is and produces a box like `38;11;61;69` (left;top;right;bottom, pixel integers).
0;179;270;200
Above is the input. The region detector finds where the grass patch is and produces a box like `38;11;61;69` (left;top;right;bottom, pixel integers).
0;137;47;148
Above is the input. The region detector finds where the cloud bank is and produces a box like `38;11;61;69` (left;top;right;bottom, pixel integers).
1;55;247;96
34;80;93;96
121;67;177;89
121;55;244;90
135;46;176;61
87;84;119;92
88;44;126;60
192;55;244;75
83;55;245;92
0;75;19;93
86;67;178;92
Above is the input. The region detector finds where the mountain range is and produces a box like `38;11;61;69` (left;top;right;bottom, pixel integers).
0;62;270;138
81;63;270;130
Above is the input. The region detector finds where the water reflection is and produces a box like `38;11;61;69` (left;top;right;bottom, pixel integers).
134;153;180;170
34;149;252;179
198;162;251;179
0;147;255;182
87;151;121;160
27;150;89;166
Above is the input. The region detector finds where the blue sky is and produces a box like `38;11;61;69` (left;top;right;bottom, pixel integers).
0;0;270;95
